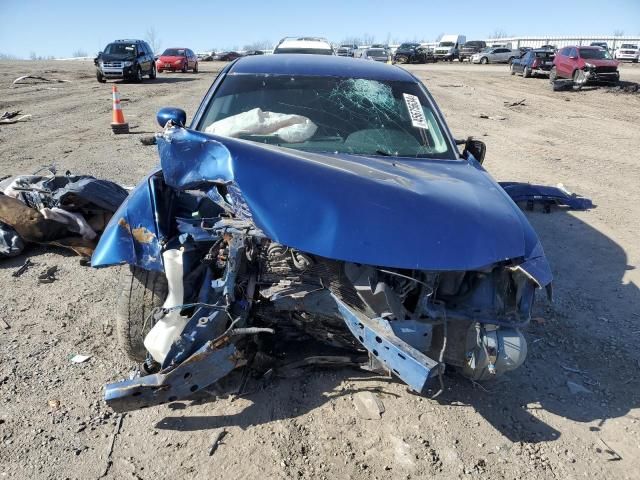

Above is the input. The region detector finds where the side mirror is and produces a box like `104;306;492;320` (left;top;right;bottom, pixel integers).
157;107;187;128
138;51;145;57
462;138;486;164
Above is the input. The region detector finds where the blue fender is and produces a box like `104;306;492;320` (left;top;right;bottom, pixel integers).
91;172;164;271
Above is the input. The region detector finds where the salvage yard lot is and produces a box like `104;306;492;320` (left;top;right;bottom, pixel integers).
1;60;639;479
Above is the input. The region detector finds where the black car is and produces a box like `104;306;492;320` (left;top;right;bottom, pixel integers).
94;39;156;83
243;50;265;56
394;43;434;64
510;49;555;78
214;51;242;61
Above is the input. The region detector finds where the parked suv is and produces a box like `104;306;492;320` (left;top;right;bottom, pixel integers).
551;46;620;83
510;49;555;77
95;39;156;83
614;44;639;62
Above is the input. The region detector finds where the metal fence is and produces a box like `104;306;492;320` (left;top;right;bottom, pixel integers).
483;36;640;50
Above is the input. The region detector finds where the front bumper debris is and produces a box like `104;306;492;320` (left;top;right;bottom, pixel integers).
105;340;242;412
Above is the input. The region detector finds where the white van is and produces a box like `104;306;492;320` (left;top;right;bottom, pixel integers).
434;34;466;61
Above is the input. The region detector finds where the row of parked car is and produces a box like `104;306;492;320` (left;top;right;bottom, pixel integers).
93;38;633;84
509;45;622;84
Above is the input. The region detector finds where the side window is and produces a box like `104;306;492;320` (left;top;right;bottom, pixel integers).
558;47;567;56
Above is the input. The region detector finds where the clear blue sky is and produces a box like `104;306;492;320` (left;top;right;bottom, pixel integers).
2;0;639;58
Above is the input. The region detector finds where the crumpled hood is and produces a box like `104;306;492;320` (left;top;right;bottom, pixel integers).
585;58;619;67
157;128;548;275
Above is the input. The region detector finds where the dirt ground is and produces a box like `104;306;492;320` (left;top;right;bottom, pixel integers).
1;59;639;480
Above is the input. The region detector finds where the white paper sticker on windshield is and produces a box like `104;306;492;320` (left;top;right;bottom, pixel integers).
403;93;428;130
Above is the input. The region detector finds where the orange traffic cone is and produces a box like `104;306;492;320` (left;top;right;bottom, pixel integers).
110;85;129;134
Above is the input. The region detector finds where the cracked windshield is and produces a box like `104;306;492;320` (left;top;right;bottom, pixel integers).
198;75;454;159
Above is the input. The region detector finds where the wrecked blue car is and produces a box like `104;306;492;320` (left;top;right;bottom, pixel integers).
92;55;552;412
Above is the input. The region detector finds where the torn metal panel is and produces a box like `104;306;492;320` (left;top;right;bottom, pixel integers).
499;182;594;211
91;173;163;271
104;342;240;412
334;294;442;393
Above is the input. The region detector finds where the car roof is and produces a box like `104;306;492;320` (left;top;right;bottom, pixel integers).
228;54;417;82
276;39;332;50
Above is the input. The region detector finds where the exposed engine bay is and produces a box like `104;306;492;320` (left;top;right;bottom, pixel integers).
103;182;537;412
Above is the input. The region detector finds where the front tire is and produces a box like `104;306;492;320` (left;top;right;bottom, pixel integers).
182;62;188;73
193;61;198;73
149;63;157;79
523;66;531;78
135;66;143;82
116;266;168;362
480;57;488;64
510;64;516;75
96;71;106;83
549;66;558;82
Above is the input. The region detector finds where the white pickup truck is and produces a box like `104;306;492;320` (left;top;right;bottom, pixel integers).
471;47;519;64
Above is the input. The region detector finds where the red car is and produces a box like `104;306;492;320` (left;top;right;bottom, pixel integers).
551;46;619;83
157;48;198;73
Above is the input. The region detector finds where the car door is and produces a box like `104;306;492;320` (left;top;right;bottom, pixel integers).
189;50;196;68
140;43;151;73
516;52;530;73
494;48;506;62
554;48;567;77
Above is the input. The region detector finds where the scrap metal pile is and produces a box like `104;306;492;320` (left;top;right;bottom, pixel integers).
0;172;128;259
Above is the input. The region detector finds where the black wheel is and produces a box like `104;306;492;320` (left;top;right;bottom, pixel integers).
523;66;531;78
193;61;198;73
135;66;143;82
549;66;557;82
510;64;516;75
508;56;515;64
96;71;106;83
182;62;188;73
149;62;157;79
116;266;168;362
480;57;488;64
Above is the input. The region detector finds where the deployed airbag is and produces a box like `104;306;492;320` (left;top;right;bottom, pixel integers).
204;108;318;143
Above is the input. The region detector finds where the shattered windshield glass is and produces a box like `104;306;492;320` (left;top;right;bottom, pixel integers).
197;75;455;159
